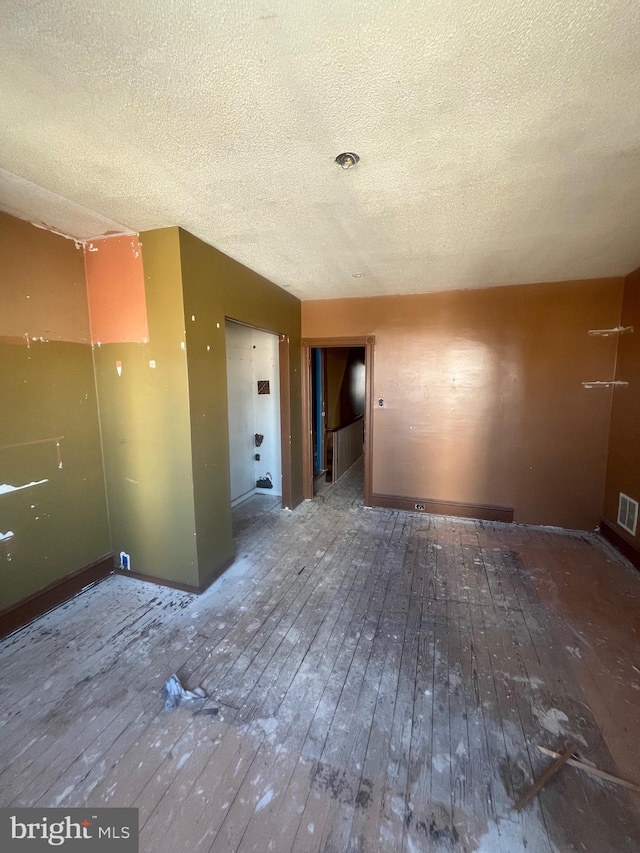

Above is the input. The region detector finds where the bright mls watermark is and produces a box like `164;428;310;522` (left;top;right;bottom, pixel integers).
1;809;138;851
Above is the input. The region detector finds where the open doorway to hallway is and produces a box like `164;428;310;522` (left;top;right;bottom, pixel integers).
311;346;365;494
302;336;375;505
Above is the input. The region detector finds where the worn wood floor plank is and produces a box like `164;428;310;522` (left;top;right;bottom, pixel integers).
1;459;639;852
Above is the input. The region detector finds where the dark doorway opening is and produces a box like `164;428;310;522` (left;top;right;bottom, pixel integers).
302;337;374;505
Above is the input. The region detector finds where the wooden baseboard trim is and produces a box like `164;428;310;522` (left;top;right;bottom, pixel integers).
0;554;113;640
114;554;237;595
371;493;514;523
113;567;200;594
599;519;640;571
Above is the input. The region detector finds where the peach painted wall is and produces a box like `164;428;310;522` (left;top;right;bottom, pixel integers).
302;278;624;531
84;235;148;344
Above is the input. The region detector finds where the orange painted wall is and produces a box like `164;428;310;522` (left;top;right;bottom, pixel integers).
602;266;640;548
302;278;624;531
84;235;149;344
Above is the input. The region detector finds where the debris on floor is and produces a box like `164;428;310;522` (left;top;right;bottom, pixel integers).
163;673;207;712
513;742;577;811
538;746;640;794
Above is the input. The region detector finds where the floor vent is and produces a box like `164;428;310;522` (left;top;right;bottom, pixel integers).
617;492;638;536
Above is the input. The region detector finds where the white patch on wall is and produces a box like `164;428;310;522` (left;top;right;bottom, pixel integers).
617;492;638;536
0;531;14;542
0;479;49;496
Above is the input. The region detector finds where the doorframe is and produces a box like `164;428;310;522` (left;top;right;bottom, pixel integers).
225;317;293;512
301;336;375;506
278;335;293;510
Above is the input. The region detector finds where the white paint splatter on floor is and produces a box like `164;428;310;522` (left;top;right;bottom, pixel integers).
255;787;274;812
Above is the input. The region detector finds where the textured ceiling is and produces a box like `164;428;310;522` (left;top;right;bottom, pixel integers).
1;0;640;300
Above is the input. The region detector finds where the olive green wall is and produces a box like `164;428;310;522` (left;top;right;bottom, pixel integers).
178;228;303;587
0;212;110;610
92;226;302;591
93;227;200;587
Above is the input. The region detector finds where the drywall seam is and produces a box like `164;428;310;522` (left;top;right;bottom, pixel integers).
89;331;114;557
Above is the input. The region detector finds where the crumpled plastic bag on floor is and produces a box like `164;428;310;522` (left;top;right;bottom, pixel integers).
163;673;207;712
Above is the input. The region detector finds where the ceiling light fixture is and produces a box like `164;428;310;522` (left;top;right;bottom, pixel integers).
335;152;360;170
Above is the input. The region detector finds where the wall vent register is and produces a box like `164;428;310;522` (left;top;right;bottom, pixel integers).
617;492;638;537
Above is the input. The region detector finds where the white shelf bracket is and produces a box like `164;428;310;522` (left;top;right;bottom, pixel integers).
587;326;633;337
582;380;629;389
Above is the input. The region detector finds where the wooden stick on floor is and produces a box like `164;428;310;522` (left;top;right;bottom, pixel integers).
513;743;577;811
538;746;640;794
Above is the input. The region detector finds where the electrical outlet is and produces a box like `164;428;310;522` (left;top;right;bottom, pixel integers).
120;551;131;571
414;503;425;511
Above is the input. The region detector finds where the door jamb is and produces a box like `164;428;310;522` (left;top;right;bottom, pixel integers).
278;335;292;510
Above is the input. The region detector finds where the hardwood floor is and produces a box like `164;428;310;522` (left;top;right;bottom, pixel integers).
1;460;639;852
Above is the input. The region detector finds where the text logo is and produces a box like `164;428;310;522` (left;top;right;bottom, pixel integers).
1;809;138;851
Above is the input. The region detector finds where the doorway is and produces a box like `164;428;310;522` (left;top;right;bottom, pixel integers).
302;336;374;505
310;347;326;480
226;320;283;508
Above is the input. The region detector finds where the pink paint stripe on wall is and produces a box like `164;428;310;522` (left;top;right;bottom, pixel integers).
84;235;149;344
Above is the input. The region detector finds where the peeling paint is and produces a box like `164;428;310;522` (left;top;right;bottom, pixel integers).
30;220;84;250
0;479;49;496
0;531;14;542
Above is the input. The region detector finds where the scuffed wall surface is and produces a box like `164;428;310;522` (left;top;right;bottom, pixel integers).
86;224;301;591
179;228;302;587
603;267;640;546
0;212;110;610
91;227;199;587
303;278;624;530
